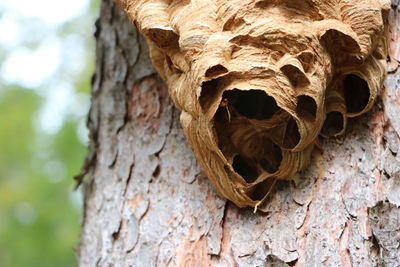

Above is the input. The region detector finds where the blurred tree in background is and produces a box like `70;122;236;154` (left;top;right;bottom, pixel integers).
0;0;99;266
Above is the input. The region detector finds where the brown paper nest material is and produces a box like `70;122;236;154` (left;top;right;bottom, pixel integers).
116;0;389;211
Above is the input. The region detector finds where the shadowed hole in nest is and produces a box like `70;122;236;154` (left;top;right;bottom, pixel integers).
232;141;282;184
247;178;277;201
281;64;310;87
321;29;360;54
222;89;280;120
296;95;317;122
343;74;370;114
321;111;344;137
205;64;228;78
165;55;182;74
148;28;179;48
232;155;259;183
297;51;315;72
282;117;301;149
223;17;245;32
199;78;222;111
259;143;283;173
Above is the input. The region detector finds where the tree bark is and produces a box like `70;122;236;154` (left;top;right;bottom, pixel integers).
78;0;400;266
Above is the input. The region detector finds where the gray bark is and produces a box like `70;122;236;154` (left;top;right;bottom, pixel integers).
78;0;400;266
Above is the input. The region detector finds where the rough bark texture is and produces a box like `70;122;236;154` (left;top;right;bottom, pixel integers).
78;0;400;266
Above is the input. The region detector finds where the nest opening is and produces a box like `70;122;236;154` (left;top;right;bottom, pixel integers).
343;74;370;114
232;155;258;183
205;64;228;78
321;29;360;54
222;89;280;120
296;95;317;122
297;51;315;72
282;117;301;149
282;118;300;149
321;111;344;137
247;178;277;201
165;55;182;73
281;64;309;87
223;17;245;32
199;78;221;111
255;1;274;9
147;28;179;48
259;141;283;173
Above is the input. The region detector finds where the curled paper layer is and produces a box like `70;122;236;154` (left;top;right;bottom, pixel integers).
116;0;389;210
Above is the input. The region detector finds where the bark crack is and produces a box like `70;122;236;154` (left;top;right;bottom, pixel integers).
295;199;312;266
123;161;135;196
214;202;236;265
339;221;352;267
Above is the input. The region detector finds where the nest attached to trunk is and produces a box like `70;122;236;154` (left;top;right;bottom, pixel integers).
116;0;389;210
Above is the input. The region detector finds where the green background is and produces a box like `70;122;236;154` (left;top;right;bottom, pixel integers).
0;1;99;266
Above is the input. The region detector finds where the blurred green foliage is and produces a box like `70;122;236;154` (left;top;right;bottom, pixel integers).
0;0;99;266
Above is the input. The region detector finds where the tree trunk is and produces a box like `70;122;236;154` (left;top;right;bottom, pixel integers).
78;0;400;266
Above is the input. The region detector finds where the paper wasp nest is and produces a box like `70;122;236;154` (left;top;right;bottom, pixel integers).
116;0;389;210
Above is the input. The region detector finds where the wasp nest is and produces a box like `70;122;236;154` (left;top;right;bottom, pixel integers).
116;0;389;210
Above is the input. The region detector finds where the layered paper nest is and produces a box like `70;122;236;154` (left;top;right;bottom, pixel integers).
116;0;389;210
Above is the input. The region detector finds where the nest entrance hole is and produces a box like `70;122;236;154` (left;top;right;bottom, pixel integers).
205;64;228;78
247;178;277;202
343;74;370;114
222;89;280;120
282;118;301;149
296;95;317;122
321;111;344;137
232;155;259;183
281;64;310;87
259;142;282;173
232;142;282;184
199;78;221;112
